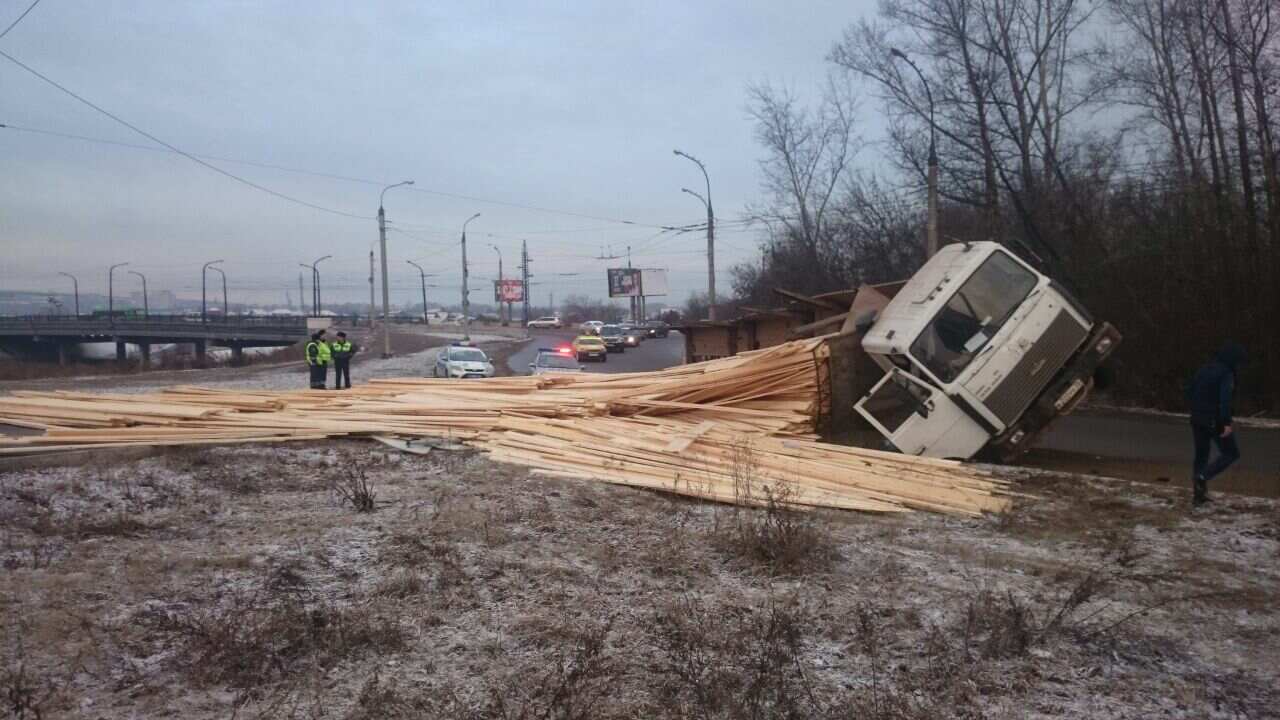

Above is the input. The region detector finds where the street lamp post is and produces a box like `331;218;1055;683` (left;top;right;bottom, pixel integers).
297;264;314;315
202;260;223;324
490;244;506;326
311;255;332;315
208;266;228;318
108;262;129;326
406;260;434;326
890;47;938;258
460;213;481;341
58;272;79;317
674;149;715;320
379;180;415;357
128;270;148;318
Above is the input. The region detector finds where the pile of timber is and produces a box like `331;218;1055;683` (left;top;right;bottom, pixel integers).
0;338;1016;516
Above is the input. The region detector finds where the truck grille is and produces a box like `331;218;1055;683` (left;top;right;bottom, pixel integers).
983;311;1089;426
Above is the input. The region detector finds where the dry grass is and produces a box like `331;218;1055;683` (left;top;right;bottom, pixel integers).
141;581;405;691
707;440;840;575
2;442;1277;719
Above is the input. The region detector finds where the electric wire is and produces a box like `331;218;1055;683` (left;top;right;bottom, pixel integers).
0;0;40;40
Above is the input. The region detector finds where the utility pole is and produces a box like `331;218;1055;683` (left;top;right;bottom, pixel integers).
460;213;480;341
202;260;223;324
58;272;79;317
520;240;531;329
108;262;129;326
674;149;715;319
379;180;415;357
627;245;636;322
368;251;376;328
128;270;148;318
490;244;506;326
298;273;304;313
891;48;938;258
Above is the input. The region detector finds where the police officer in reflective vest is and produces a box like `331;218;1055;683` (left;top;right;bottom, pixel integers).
305;331;330;389
330;331;356;389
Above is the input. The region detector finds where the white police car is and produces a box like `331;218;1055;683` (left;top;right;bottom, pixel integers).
433;343;496;378
528;347;583;376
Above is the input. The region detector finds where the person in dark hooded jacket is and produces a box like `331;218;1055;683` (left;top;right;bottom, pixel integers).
1186;342;1246;505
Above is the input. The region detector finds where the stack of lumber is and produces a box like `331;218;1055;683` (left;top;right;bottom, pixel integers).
0;338;1016;515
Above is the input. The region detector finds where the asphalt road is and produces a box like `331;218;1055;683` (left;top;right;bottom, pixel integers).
1027;410;1280;497
506;329;685;375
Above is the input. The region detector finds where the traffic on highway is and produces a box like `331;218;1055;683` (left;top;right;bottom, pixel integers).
507;319;683;376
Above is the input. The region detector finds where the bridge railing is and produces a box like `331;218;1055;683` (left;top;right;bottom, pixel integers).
0;314;310;335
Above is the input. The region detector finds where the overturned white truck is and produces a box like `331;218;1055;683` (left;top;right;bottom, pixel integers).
852;241;1120;461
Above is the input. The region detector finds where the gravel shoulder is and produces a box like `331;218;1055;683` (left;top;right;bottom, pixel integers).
1;440;1275;718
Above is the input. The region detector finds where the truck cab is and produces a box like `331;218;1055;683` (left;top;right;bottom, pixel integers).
855;242;1119;460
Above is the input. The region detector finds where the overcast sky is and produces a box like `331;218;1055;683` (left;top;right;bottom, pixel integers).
1;0;887;310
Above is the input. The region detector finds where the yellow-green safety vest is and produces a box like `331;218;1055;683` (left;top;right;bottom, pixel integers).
316;340;332;365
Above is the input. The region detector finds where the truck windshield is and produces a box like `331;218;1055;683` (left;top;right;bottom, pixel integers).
910;251;1037;383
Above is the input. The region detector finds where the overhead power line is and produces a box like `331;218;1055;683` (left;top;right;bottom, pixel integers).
0;50;374;220
0;0;41;40
0;121;694;231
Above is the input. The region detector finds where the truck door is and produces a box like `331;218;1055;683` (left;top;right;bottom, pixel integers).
855;370;990;459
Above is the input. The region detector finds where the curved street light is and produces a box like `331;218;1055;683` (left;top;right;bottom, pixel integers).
108;262;130;326
674;148;716;320
58;271;79;317
405;260;435;326
202;260;223;324
127;270;148;318
890;47;938;257
311;254;333;315
207;265;227;317
378;180;415;357
460;212;481;340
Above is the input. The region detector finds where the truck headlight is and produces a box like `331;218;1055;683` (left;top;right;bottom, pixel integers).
1095;337;1113;354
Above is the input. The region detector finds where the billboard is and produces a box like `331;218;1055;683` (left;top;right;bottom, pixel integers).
607;268;642;297
639;268;669;296
495;279;524;302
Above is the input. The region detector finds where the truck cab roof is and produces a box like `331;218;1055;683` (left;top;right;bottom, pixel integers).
862;242;1034;357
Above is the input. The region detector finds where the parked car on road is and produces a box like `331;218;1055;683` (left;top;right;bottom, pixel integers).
572;335;608;362
599;324;627;352
526;316;563;329
528;347;583;375
433;343;496;378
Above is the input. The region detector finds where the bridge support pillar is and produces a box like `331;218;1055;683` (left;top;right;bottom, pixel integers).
230;344;245;366
115;341;128;363
194;340;207;367
57;342;69;366
139;343;152;368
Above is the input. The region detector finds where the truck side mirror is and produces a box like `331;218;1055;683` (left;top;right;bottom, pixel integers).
854;309;879;334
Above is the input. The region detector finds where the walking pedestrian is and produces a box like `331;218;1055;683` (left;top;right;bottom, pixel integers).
1186;342;1246;506
331;331;357;389
305;332;327;389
